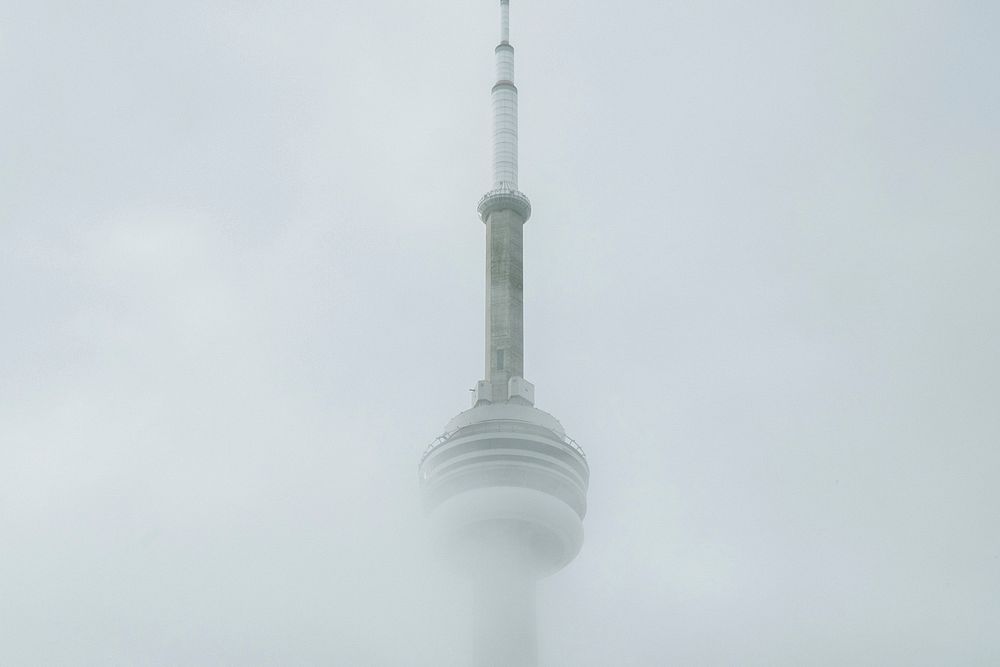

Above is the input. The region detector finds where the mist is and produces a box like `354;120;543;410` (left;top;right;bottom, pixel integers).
2;1;999;664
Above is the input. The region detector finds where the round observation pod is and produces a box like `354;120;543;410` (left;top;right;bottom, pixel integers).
419;403;589;577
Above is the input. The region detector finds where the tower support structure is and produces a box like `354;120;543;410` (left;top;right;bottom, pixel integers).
420;3;589;665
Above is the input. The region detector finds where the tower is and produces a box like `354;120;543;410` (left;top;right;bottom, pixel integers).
418;2;589;665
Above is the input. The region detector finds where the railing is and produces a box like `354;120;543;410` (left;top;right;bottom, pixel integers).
477;185;532;222
421;430;457;462
561;435;588;460
420;421;587;465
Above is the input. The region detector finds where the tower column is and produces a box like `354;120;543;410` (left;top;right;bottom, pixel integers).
420;0;588;660
473;567;537;667
485;208;525;401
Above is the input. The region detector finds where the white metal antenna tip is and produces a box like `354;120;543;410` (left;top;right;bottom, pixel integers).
500;0;510;42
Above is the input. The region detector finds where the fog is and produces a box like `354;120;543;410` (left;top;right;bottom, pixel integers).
3;1;999;664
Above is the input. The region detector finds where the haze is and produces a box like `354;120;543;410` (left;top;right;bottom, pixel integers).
2;1;998;664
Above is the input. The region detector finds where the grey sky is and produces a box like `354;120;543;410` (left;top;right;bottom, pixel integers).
2;1;998;664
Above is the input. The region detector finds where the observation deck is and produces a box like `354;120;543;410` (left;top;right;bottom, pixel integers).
419;402;589;576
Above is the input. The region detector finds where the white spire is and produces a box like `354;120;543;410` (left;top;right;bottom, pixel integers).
492;0;518;189
478;0;531;222
500;0;510;43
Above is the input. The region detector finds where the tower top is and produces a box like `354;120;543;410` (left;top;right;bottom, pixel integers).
478;0;531;222
500;0;510;43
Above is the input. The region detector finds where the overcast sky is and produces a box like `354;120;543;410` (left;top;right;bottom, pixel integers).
2;1;999;665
